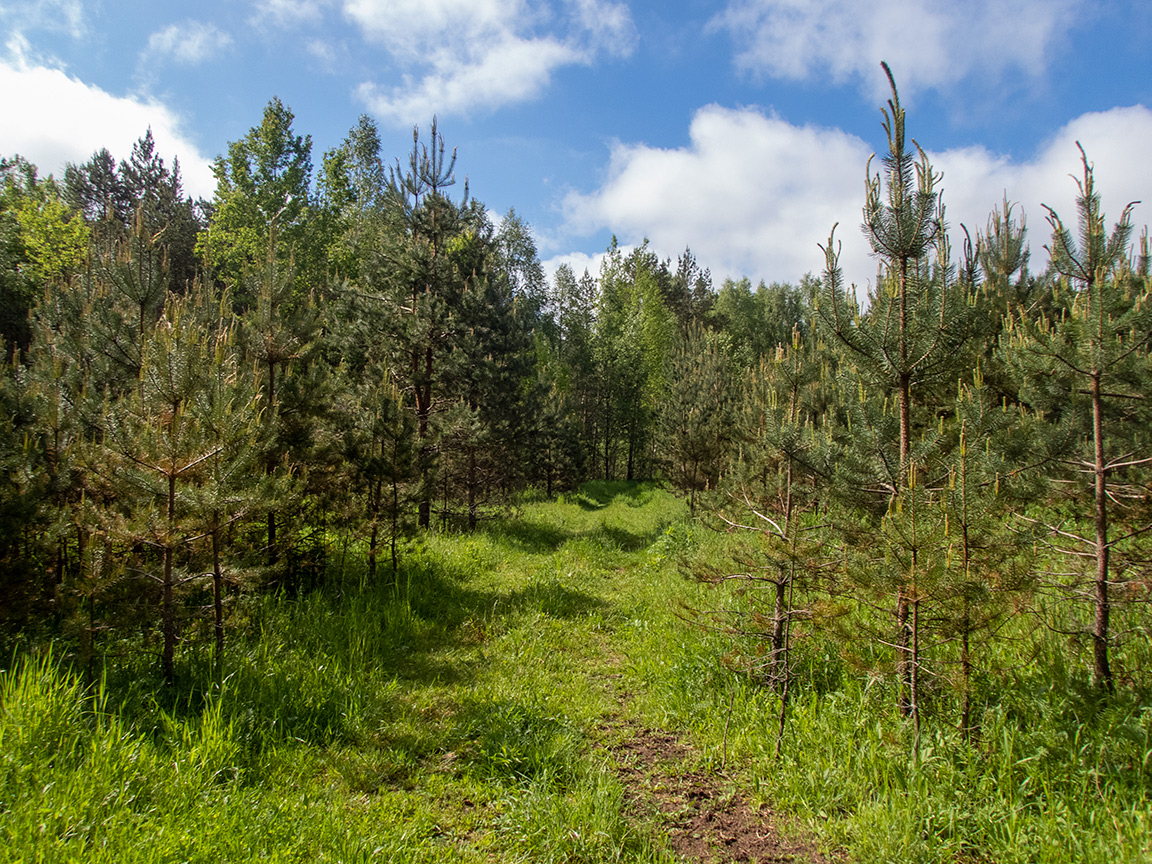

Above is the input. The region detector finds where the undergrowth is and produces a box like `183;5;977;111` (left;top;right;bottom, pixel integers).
1;480;1148;862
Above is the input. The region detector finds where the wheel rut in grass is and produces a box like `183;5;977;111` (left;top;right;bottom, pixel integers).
601;718;831;863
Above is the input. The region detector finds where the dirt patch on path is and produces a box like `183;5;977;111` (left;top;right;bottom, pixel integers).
605;720;832;863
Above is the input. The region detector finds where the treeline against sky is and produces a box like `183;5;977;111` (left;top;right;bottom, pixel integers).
1;73;1150;709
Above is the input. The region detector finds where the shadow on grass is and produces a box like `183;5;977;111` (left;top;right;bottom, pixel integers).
504;579;606;619
483;483;670;555
405;562;606;628
576;480;653;509
108;558;608;752
484;518;572;553
483;517;667;555
81;481;660;762
599;523;662;552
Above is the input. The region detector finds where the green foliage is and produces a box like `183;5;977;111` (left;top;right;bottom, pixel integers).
711;275;814;367
1003;146;1151;691
4;71;1152;864
335;360;420;580
1;159;88;304
317;113;387;281
86;284;267;682
0;359;42;634
816;64;978;733
199;97;319;299
658;326;734;514
592;240;678;481
64;132;203;292
13;190;89;286
0;484;687;863
1;485;1148;863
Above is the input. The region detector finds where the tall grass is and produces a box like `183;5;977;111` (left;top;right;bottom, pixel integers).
3;481;1146;862
633;518;1152;863
0;482;686;863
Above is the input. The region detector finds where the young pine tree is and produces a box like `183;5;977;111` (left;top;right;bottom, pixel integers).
1003;145;1150;692
818;62;973;721
660;326;735;515
370;120;471;528
697;323;836;757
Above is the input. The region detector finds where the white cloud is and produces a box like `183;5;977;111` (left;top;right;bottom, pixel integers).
143;21;233;66
344;0;523;54
568;0;634;56
563;105;872;285
250;0;331;28
306;39;338;68
712;0;1083;100
346;0;636;124
0;0;85;39
561;103;1152;288
358;35;581;125
541;247;631;284
0;53;217;200
932;106;1152;264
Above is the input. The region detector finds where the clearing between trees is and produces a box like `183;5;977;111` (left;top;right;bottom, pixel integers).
1;483;1148;863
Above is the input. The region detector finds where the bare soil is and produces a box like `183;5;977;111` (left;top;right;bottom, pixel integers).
603;716;833;864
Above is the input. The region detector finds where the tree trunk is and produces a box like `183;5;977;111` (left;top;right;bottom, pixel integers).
1091;372;1113;692
896;257;914;718
467;448;477;532
368;517;379;581
212;516;224;679
603;388;612;481
771;576;786;686
266;359;278;566
775;561;795;761
626;416;635;481
162;473;176;686
76;526;93;683
390;475;399;579
896;593;911;716
416;346;434;529
368;475;381;581
960;614;972;741
910;593;921;753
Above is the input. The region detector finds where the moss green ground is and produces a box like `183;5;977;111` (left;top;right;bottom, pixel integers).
2;482;1149;863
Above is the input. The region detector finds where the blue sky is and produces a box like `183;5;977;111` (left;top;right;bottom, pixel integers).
2;0;1151;289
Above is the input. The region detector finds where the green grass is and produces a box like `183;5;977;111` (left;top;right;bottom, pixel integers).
624;518;1152;864
1;480;1148;863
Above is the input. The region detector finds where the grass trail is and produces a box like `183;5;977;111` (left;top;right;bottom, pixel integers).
0;482;723;863
3;481;1149;863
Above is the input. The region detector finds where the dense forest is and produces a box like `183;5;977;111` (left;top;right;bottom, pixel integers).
0;99;792;670
1;69;1150;862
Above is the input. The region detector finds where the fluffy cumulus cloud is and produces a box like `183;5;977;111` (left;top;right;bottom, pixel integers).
562;104;1152;288
563;105;872;284
0;50;217;199
143;20;233;66
346;0;636;124
712;0;1083;99
933;106;1152;259
540;248;628;282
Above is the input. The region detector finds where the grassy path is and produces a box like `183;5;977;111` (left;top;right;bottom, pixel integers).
0;481;828;863
430;480;830;862
9;481;1148;861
